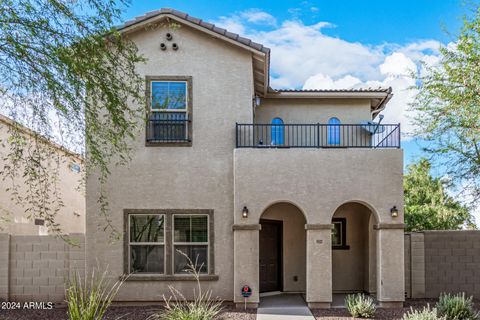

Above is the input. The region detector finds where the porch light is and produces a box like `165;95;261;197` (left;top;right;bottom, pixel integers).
254;96;261;106
242;206;249;218
390;206;399;218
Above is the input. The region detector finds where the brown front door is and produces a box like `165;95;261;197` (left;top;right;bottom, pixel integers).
259;219;282;292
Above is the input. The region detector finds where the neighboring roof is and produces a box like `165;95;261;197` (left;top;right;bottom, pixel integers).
118;8;270;54
0;114;83;161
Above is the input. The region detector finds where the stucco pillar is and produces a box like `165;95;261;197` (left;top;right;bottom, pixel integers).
233;224;260;309
305;224;332;308
376;226;405;307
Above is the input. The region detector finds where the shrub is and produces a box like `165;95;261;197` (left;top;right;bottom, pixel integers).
345;293;376;318
66;268;125;320
403;305;443;320
436;293;479;320
149;251;223;320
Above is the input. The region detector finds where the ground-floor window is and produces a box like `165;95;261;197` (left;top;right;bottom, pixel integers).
124;209;213;276
332;217;349;249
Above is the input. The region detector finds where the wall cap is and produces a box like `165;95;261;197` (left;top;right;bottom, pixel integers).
232;224;262;231
374;223;405;230
305;224;334;230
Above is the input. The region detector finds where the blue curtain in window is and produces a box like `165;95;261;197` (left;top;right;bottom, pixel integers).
328;117;341;145
271;118;284;145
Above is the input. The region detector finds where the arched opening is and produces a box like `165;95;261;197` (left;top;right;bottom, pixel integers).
259;202;306;294
331;202;377;296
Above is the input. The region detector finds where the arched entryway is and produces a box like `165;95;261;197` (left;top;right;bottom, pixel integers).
331;202;378;295
259;202;306;293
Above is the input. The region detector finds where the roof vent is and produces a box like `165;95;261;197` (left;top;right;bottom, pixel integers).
166;32;173;40
172;43;178;51
160;43;167;50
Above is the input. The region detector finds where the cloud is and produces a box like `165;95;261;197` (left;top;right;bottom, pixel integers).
213;11;443;137
240;9;276;26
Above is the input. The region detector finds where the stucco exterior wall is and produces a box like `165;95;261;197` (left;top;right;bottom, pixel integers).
233;148;404;306
256;98;372;124
86;22;254;301
261;203;306;292
0;120;85;235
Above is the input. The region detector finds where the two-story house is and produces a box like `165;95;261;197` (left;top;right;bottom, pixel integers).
86;8;404;309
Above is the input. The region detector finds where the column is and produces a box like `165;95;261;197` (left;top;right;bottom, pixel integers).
305;224;332;308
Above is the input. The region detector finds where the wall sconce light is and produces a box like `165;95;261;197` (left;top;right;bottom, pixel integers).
254;96;261;107
242;206;249;218
390;206;399;218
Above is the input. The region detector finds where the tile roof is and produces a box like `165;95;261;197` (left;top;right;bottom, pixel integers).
117;8;270;54
271;87;392;93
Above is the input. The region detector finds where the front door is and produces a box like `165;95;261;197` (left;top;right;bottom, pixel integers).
259;219;282;292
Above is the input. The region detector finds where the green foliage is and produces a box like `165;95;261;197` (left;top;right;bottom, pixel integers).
345;293;376;318
0;0;146;237
436;293;480;320
403;306;443;320
404;158;476;231
411;5;480;205
66;268;125;320
149;251;223;320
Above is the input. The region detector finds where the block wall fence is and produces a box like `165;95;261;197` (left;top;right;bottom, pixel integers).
0;233;85;302
405;231;480;299
1;231;480;302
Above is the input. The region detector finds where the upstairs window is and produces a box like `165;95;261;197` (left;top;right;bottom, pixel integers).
328;117;341;145
271;117;284;145
146;77;192;145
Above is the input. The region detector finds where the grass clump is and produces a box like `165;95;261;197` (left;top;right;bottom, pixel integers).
66;267;125;320
149;251;223;320
345;293;376;318
436;293;479;320
403;305;443;320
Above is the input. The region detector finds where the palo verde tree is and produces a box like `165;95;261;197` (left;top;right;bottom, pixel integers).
411;5;480;206
0;0;146;239
404;158;476;231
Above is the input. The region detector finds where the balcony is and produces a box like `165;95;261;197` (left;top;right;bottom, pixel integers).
235;123;400;148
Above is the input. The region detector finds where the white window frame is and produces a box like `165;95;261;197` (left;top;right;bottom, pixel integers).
128;213;166;274
150;80;188;113
172;213;209;274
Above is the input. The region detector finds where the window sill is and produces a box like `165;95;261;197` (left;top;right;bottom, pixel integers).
332;245;350;250
145;141;192;147
122;274;219;281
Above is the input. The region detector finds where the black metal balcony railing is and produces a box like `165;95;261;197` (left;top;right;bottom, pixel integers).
146;119;190;142
235;123;400;148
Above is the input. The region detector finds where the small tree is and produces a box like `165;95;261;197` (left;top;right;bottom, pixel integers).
404;158;476;231
0;0;146;237
411;5;480;206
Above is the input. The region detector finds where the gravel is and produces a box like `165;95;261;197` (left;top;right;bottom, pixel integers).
1;299;478;320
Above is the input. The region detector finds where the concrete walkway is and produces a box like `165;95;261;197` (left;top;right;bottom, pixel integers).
256;293;315;320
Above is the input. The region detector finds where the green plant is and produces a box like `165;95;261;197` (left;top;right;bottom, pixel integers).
403;305;443;320
149;251;223;320
345;293;376;318
66;268;125;320
436;293;480;320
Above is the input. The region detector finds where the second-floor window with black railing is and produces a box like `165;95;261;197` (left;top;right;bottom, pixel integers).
146;77;192;144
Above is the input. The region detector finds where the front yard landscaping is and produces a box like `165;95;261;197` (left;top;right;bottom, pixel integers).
1;299;479;320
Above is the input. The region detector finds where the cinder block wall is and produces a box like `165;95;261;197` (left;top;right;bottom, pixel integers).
405;231;480;299
0;233;85;302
